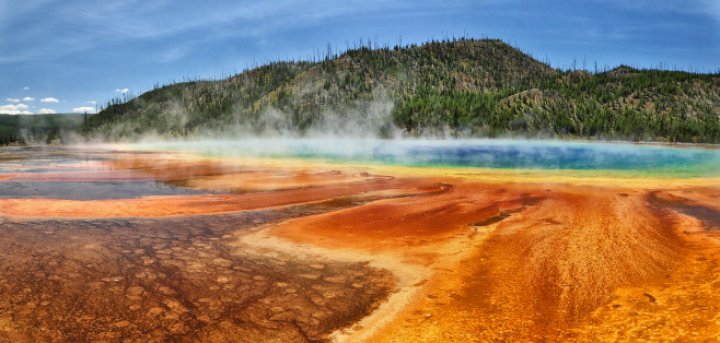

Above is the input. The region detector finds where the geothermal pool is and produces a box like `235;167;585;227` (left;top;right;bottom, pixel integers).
138;138;720;177
0;140;719;342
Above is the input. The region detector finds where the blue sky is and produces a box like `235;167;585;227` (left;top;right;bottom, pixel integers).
1;0;718;114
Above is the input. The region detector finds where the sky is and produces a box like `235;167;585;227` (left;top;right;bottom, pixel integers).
1;0;718;114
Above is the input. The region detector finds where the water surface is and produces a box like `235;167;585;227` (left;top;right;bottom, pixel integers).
135;139;720;178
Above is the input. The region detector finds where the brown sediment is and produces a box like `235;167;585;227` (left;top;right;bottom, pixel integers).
0;149;455;341
233;227;433;343
0;179;441;219
391;188;685;341
564;250;720;342
2;148;720;341
0;207;396;342
269;183;717;342
268;181;548;340
174;170;383;191
650;189;720;230
270;181;534;251
561;187;720;341
5;157;241;182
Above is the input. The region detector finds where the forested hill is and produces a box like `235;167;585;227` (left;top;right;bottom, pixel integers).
0;114;83;145
82;38;720;143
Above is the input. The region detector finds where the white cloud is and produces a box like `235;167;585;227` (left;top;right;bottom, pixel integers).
40;97;60;103
22;96;35;101
115;88;130;94
0;103;32;115
72;106;97;113
87;100;97;104
22;86;30;91
36;108;56;114
5;98;20;103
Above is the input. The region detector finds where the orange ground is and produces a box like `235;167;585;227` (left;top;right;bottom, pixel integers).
1;150;719;341
260;169;720;341
0;180;439;219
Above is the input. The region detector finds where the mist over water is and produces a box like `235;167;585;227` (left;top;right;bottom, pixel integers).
126;138;720;177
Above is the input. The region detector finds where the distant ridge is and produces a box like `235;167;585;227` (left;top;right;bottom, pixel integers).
82;38;720;143
0;114;83;145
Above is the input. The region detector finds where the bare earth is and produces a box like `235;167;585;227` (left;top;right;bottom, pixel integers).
0;147;719;342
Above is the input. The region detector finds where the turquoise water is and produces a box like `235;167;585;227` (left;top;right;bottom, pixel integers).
136;139;720;178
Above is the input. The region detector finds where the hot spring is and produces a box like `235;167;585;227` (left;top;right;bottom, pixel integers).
131;139;720;178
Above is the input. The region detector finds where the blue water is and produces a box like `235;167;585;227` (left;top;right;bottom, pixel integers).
140;139;720;177
369;143;718;171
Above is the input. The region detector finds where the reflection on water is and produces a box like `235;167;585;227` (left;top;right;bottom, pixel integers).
0;146;105;173
0;181;213;200
0;146;227;199
0;145;398;341
2;140;719;201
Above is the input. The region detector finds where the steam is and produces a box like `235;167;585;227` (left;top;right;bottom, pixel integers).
69;77;720;179
239;99;398;139
126;138;720;177
81;92;401;143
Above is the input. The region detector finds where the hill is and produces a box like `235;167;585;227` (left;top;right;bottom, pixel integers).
0;114;84;145
81;39;720;143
